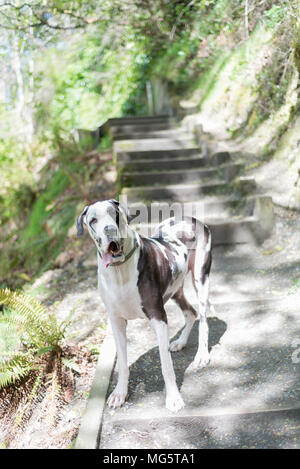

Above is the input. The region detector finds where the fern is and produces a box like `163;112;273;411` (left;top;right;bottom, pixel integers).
61;357;81;373
0;288;63;350
0;288;68;390
0;353;35;388
0;288;81;441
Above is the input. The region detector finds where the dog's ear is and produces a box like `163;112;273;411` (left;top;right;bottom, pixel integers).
127;210;138;224
124;207;137;224
109;199;120;208
109;199;136;224
76;205;89;236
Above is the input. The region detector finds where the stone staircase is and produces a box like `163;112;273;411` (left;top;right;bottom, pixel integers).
76;115;299;449
107;115;274;246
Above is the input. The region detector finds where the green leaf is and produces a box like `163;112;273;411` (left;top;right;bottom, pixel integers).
36;346;57;357
62;358;81;373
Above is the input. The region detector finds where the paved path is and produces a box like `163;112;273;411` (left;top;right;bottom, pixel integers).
99;276;299;449
80;115;300;449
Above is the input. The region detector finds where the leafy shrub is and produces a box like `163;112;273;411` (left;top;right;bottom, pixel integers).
0;288;78;440
0;288;69;388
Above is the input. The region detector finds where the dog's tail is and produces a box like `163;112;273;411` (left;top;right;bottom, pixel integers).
193;223;212;287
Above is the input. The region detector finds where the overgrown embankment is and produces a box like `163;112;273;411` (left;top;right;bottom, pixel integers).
152;1;300;209
0;140;116;290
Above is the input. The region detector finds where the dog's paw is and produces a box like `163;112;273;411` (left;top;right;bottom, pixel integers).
107;390;127;409
185;354;210;374
169;339;185;352
165;392;185;413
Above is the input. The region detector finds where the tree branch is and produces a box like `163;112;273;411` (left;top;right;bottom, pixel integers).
0;1;97;30
169;0;195;41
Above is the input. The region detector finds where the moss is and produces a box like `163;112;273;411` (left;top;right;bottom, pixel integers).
197;53;230;108
245;162;262;171
23;170;69;241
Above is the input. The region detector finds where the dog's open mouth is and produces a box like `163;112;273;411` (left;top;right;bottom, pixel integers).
102;241;122;268
108;241;121;256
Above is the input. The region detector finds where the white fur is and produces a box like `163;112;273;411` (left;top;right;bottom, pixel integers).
186;234;211;372
98;247;145;321
169;307;196;352
155;218;194;242
150;318;185;412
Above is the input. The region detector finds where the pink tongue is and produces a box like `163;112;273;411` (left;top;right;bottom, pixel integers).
102;251;114;268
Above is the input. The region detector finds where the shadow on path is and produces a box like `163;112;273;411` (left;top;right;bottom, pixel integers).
122;317;227;398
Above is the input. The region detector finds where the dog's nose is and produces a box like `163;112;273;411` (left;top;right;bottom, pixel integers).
104;225;118;237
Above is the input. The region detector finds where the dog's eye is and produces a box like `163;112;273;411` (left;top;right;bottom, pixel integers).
90;218;97;225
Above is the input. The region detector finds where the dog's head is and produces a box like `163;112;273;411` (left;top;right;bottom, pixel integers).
76;199;132;268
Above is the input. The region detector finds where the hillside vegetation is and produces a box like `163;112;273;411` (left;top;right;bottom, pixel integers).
178;1;300;209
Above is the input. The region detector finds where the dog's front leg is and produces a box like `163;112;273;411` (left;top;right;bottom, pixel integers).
150;318;185;412
107;315;129;408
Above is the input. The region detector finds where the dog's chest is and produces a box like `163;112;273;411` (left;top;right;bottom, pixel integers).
98;263;145;320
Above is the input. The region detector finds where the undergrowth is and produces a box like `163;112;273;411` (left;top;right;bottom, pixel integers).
249;7;296;128
0;133;114;290
0;288;84;446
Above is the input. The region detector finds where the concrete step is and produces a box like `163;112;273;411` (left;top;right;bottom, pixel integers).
114;136;196;153
113;128;186;141
120;162;243;187
122;180;227;202
129;194;273;245
127;195;256;222
100;408;300;449
116;147;205;162
122;176;257;203
210;216;263;245
107;115;172;126
110;122;177;136
132;217;262;245
118;152;231;171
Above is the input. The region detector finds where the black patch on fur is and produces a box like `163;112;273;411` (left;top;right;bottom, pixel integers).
201;225;212;283
172;287;197;318
137;237;174;323
109;199;120;227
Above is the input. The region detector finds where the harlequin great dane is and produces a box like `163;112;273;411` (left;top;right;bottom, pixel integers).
76;199;212;412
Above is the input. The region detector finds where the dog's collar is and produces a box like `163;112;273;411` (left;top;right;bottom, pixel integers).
97;235;139;267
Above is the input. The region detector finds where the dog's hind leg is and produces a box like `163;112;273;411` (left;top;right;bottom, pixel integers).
191;272;210;369
169;287;197;352
188;231;212;371
150;316;185;412
107;315;129;408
